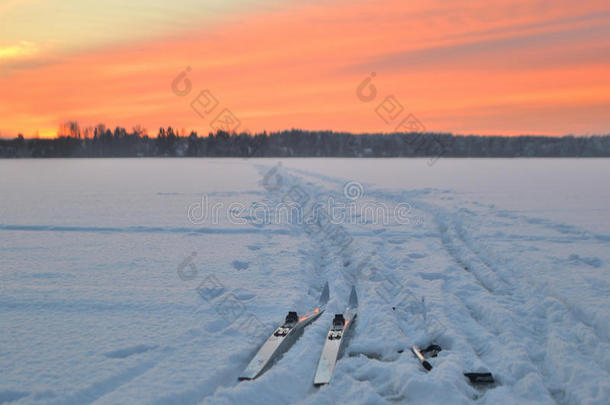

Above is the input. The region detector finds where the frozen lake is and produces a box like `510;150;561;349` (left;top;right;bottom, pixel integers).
1;158;609;404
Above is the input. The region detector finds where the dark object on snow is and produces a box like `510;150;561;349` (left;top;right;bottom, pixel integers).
407;342;496;384
464;372;495;384
420;344;442;358
411;346;433;371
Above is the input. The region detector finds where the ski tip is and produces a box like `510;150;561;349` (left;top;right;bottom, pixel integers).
348;285;358;308
319;282;330;307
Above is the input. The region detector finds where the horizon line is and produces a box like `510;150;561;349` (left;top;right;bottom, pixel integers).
2;128;609;140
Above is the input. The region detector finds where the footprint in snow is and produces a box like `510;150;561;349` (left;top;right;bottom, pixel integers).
388;239;407;244
568;254;602;268
232;288;256;300
418;272;446;281
231;260;249;270
104;344;158;359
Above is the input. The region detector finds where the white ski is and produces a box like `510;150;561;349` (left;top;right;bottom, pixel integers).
239;282;329;380
313;286;358;386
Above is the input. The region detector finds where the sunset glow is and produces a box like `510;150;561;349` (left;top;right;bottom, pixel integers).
1;0;609;138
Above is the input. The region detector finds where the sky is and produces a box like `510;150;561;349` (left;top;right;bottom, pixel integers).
1;0;609;138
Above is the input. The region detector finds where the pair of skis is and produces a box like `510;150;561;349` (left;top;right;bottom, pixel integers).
239;283;358;386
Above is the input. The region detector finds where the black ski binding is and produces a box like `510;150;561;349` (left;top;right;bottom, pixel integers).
274;311;299;336
332;314;345;329
328;314;346;340
420;344;442;358
284;311;299;325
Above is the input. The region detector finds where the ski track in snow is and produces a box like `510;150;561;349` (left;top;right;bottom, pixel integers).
186;163;607;405
2;160;609;404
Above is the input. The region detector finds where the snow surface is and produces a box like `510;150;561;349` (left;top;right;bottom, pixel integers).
1;158;609;404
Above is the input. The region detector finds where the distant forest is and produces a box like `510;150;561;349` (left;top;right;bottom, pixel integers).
1;124;609;158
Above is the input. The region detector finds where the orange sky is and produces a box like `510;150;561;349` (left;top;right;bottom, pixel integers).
1;0;609;138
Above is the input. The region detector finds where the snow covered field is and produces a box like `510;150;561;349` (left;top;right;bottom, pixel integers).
1;158;609;404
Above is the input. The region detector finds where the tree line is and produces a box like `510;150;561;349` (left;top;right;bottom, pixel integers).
1;125;609;158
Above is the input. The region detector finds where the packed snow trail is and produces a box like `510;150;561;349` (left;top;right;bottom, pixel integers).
223;162;608;404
